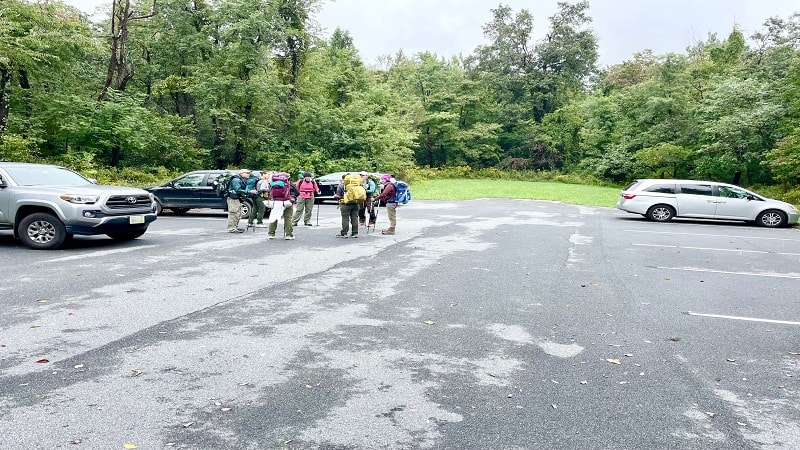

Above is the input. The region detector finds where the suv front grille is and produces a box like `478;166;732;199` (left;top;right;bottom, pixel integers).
106;194;152;209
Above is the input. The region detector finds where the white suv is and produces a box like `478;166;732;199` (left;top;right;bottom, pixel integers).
616;179;798;228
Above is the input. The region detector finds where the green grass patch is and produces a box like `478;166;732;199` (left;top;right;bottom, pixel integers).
411;179;620;207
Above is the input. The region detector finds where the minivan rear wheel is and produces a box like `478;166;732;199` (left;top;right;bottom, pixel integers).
647;205;675;222
756;209;786;228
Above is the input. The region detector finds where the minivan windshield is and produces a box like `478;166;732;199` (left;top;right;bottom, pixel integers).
4;166;91;186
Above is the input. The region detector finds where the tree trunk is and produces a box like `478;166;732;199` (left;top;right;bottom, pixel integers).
18;68;31;139
0;67;11;142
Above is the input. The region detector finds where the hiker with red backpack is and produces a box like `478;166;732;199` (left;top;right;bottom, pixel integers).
372;174;397;235
266;172;297;240
291;171;321;227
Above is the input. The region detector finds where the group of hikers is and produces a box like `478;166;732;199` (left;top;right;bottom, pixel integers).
223;169;403;239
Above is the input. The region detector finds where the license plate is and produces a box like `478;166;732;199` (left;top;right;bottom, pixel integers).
129;216;145;224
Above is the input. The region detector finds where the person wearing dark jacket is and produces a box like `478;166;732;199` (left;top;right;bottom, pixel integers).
371;174;397;235
226;169;252;233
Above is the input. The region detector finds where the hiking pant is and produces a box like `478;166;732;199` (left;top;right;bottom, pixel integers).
387;204;397;229
358;196;376;224
340;202;359;235
226;197;243;230
249;197;266;224
292;197;315;225
268;204;294;237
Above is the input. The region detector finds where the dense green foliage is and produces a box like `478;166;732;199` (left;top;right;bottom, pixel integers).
2;0;799;198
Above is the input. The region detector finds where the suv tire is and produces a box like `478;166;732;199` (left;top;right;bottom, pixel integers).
646;204;675;222
18;212;68;250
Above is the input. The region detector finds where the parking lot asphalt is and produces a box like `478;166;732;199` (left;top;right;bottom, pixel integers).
1;199;798;449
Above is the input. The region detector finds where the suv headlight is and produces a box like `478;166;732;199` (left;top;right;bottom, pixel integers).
60;194;99;204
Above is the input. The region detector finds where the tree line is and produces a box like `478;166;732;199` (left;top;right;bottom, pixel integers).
1;0;799;190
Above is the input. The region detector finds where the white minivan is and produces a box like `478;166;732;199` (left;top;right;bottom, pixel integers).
616;179;798;227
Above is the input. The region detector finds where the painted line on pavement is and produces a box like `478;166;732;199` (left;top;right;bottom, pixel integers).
636;243;800;257
655;266;800;279
44;245;158;263
686;311;800;326
625;229;800;242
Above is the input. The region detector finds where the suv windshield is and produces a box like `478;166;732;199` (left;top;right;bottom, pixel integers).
4;166;91;186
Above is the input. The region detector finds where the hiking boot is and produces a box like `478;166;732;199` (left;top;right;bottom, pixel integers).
335;233;349;238
304;222;312;226
381;228;395;235
268;234;276;239
358;221;365;226
350;233;358;238
285;235;295;240
254;223;267;228
291;222;299;227
228;228;245;233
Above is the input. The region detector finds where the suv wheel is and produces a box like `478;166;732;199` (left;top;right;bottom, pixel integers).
240;199;251;218
757;209;786;228
646;204;675;222
18;212;68;250
153;200;163;216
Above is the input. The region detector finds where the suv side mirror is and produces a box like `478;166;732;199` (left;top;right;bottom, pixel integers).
0;175;6;188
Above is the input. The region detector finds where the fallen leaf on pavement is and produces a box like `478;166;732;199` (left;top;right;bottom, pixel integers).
36;359;49;363
606;359;621;365
423;320;435;325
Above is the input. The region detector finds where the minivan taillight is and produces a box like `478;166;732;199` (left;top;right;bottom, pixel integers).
622;194;636;200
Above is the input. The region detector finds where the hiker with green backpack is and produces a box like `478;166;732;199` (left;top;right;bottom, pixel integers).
224;168;253;233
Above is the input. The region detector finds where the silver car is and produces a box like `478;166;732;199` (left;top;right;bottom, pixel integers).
616;179;799;227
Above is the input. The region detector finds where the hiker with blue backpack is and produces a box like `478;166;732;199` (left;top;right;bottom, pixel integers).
372;174;397;235
371;174;411;235
358;171;377;228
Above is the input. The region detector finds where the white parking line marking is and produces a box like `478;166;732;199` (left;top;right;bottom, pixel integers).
655;266;800;279
45;245;158;263
625;229;800;242
686;311;800;326
636;244;800;257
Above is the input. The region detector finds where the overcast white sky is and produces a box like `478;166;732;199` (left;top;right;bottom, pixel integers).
63;0;798;67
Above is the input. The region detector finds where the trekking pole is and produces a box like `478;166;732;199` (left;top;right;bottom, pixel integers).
315;200;320;226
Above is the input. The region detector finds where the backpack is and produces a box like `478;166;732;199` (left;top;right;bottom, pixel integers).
393;180;411;205
343;173;367;204
269;172;292;201
215;172;235;197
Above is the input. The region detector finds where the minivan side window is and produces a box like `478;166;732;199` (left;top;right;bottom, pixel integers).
644;184;676;194
679;184;713;196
